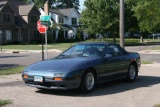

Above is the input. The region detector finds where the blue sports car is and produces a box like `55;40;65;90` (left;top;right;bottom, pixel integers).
22;42;141;93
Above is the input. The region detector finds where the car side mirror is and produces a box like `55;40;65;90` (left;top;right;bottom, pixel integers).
104;54;113;58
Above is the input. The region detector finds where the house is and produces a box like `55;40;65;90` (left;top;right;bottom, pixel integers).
0;0;40;43
40;8;81;42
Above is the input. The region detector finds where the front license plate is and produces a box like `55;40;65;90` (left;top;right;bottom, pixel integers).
34;76;43;82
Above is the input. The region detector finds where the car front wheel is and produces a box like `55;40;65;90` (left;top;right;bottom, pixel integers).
126;63;137;82
79;69;96;93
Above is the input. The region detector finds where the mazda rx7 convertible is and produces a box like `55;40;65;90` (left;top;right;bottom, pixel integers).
22;42;141;93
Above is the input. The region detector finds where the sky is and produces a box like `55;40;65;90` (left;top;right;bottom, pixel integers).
80;0;85;11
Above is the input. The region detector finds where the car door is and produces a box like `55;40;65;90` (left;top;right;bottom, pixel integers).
98;44;127;82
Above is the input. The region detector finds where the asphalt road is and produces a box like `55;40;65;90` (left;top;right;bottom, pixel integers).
0;65;160;107
140;53;160;63
0;45;160;69
0;52;60;68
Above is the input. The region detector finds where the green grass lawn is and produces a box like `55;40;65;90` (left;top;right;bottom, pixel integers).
141;60;153;64
0;66;26;75
154;104;160;107
2;43;78;51
0;99;12;107
152;47;160;50
1;39;160;50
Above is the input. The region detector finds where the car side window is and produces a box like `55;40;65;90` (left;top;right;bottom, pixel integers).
105;46;111;54
108;45;122;56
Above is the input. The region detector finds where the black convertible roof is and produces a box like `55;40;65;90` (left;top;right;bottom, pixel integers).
78;42;114;45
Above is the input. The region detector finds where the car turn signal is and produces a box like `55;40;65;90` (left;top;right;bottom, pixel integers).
23;75;28;79
54;77;62;81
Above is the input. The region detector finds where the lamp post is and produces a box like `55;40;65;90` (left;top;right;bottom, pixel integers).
68;30;74;47
0;30;2;51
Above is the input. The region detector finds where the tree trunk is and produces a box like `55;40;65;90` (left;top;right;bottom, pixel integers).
113;34;116;43
140;35;143;43
101;34;104;42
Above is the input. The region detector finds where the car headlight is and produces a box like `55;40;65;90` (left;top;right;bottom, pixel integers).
54;73;64;77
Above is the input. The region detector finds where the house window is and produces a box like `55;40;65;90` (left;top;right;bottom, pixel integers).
65;30;68;38
72;18;77;25
1;30;12;43
3;14;10;22
5;30;12;41
31;16;37;23
59;17;64;24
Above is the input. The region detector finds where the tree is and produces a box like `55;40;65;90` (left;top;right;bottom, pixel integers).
80;0;119;41
24;0;80;12
124;0;139;32
132;0;160;33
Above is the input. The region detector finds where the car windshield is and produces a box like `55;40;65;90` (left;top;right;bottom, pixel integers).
60;44;106;58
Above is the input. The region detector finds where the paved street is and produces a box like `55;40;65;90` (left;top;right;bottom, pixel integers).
0;52;60;69
0;45;160;69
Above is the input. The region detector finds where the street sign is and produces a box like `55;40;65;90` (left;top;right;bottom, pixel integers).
40;15;51;21
37;20;47;33
40;21;51;26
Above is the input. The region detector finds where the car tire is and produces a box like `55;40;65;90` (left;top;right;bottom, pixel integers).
79;69;96;93
126;63;137;82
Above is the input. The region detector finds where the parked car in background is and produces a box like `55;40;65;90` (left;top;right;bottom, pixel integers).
148;33;160;39
133;34;141;38
22;42;141;93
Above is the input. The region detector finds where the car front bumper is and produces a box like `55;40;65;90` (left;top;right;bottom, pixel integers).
23;76;81;90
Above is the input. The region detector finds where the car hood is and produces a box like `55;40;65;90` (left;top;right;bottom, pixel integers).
25;57;99;72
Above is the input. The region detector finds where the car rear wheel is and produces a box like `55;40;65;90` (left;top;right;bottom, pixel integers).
79;69;96;93
126;63;137;82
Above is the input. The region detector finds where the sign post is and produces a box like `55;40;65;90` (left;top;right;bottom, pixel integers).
37;20;47;60
38;1;51;60
41;1;49;60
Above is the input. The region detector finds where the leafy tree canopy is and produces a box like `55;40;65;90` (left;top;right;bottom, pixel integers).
80;0;119;36
132;0;160;33
25;0;80;12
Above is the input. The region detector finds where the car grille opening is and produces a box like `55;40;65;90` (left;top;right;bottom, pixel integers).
26;82;66;88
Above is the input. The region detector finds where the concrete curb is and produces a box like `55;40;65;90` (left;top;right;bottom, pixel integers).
138;50;160;54
0;49;62;54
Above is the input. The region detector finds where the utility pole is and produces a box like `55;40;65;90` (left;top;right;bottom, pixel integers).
120;0;125;48
44;1;48;59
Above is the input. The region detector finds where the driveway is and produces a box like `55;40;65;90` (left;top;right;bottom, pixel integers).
0;65;160;107
0;45;160;107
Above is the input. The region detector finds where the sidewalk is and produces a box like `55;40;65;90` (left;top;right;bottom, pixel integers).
0;49;62;54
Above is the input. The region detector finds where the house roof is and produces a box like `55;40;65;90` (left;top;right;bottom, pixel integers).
0;0;38;15
15;16;28;27
49;9;66;17
19;5;34;15
0;1;7;11
49;8;80;17
5;0;26;15
59;8;74;17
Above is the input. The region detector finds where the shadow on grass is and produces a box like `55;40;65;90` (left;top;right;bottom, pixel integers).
0;55;28;59
126;42;160;47
35;75;160;97
0;64;20;69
